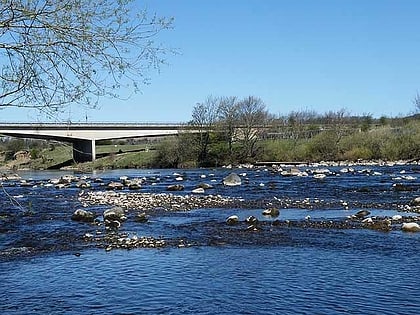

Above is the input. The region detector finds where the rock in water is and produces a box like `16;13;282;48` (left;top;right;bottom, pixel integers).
103;206;126;221
223;173;241;186
191;187;205;194
353;210;371;219
76;180;91;189
107;181;124;190
71;209;96;223
401;222;420;232
226;215;239;225
166;184;184;191
135;212;148;223
195;183;214;190
262;208;280;218
410;197;420;206
246;215;258;225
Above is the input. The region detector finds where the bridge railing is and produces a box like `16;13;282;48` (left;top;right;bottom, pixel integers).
0;122;187;127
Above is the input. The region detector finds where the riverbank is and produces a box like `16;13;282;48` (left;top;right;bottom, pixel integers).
0;145;156;171
1;140;419;173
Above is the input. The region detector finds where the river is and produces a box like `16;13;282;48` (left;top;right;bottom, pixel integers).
1;163;419;314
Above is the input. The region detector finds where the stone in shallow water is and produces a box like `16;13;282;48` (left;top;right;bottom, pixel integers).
195;183;214;190
107;181;124;190
134;212;148;223
103;206;126;221
262;208;280;218
353;210;371;219
223;173;241;186
226;215;239;225
410;197;420;207
401;222;420;232
167;184;184;191
71;209;96;223
76;180;91;189
191;187;205;194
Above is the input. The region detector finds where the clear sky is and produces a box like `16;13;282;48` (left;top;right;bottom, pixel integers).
2;0;420;122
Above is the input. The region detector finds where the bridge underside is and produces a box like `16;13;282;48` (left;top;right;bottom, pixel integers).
73;139;96;162
0;124;188;163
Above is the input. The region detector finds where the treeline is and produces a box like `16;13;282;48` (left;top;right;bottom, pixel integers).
153;95;420;167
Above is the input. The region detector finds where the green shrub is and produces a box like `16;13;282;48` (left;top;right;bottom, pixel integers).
341;147;373;160
306;131;340;161
30;148;40;159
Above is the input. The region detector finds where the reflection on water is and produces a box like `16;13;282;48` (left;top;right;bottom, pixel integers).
1;164;420;314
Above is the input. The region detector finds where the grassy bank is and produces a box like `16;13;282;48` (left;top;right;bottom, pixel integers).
0;143;156;171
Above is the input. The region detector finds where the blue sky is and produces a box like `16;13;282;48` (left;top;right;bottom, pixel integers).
2;0;420;122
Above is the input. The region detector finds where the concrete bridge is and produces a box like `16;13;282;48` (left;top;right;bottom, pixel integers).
0;123;187;162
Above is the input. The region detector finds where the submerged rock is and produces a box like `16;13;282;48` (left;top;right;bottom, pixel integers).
223;173;241;186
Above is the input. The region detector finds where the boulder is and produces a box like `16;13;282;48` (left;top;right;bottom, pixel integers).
410;197;420;207
167;184;184;191
226;215;239;225
71;209;96;223
107;181;124;190
392;215;403;221
191;187;205;194
60;174;78;183
103;206;127;222
223;173;241;186
76;180;91;189
401;222;420;232
245;215;258;225
262;208;280;217
353;210;371;219
119;176;129;184
134;212;148;223
313;173;326;179
1;173;22;181
393;183;413;192
195;183;214;190
127;180;142;190
281;168;303;177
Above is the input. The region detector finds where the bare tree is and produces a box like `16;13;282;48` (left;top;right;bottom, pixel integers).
286;109;320;140
217;96;239;160
236;96;269;160
322;108;351;141
190;95;219;165
414;93;420;113
0;0;173;115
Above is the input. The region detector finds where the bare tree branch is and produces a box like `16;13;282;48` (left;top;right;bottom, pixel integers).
0;0;174;115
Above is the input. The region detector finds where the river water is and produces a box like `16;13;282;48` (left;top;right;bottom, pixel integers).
1;163;419;314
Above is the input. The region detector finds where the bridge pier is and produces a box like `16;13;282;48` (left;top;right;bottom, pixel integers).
73;139;96;162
